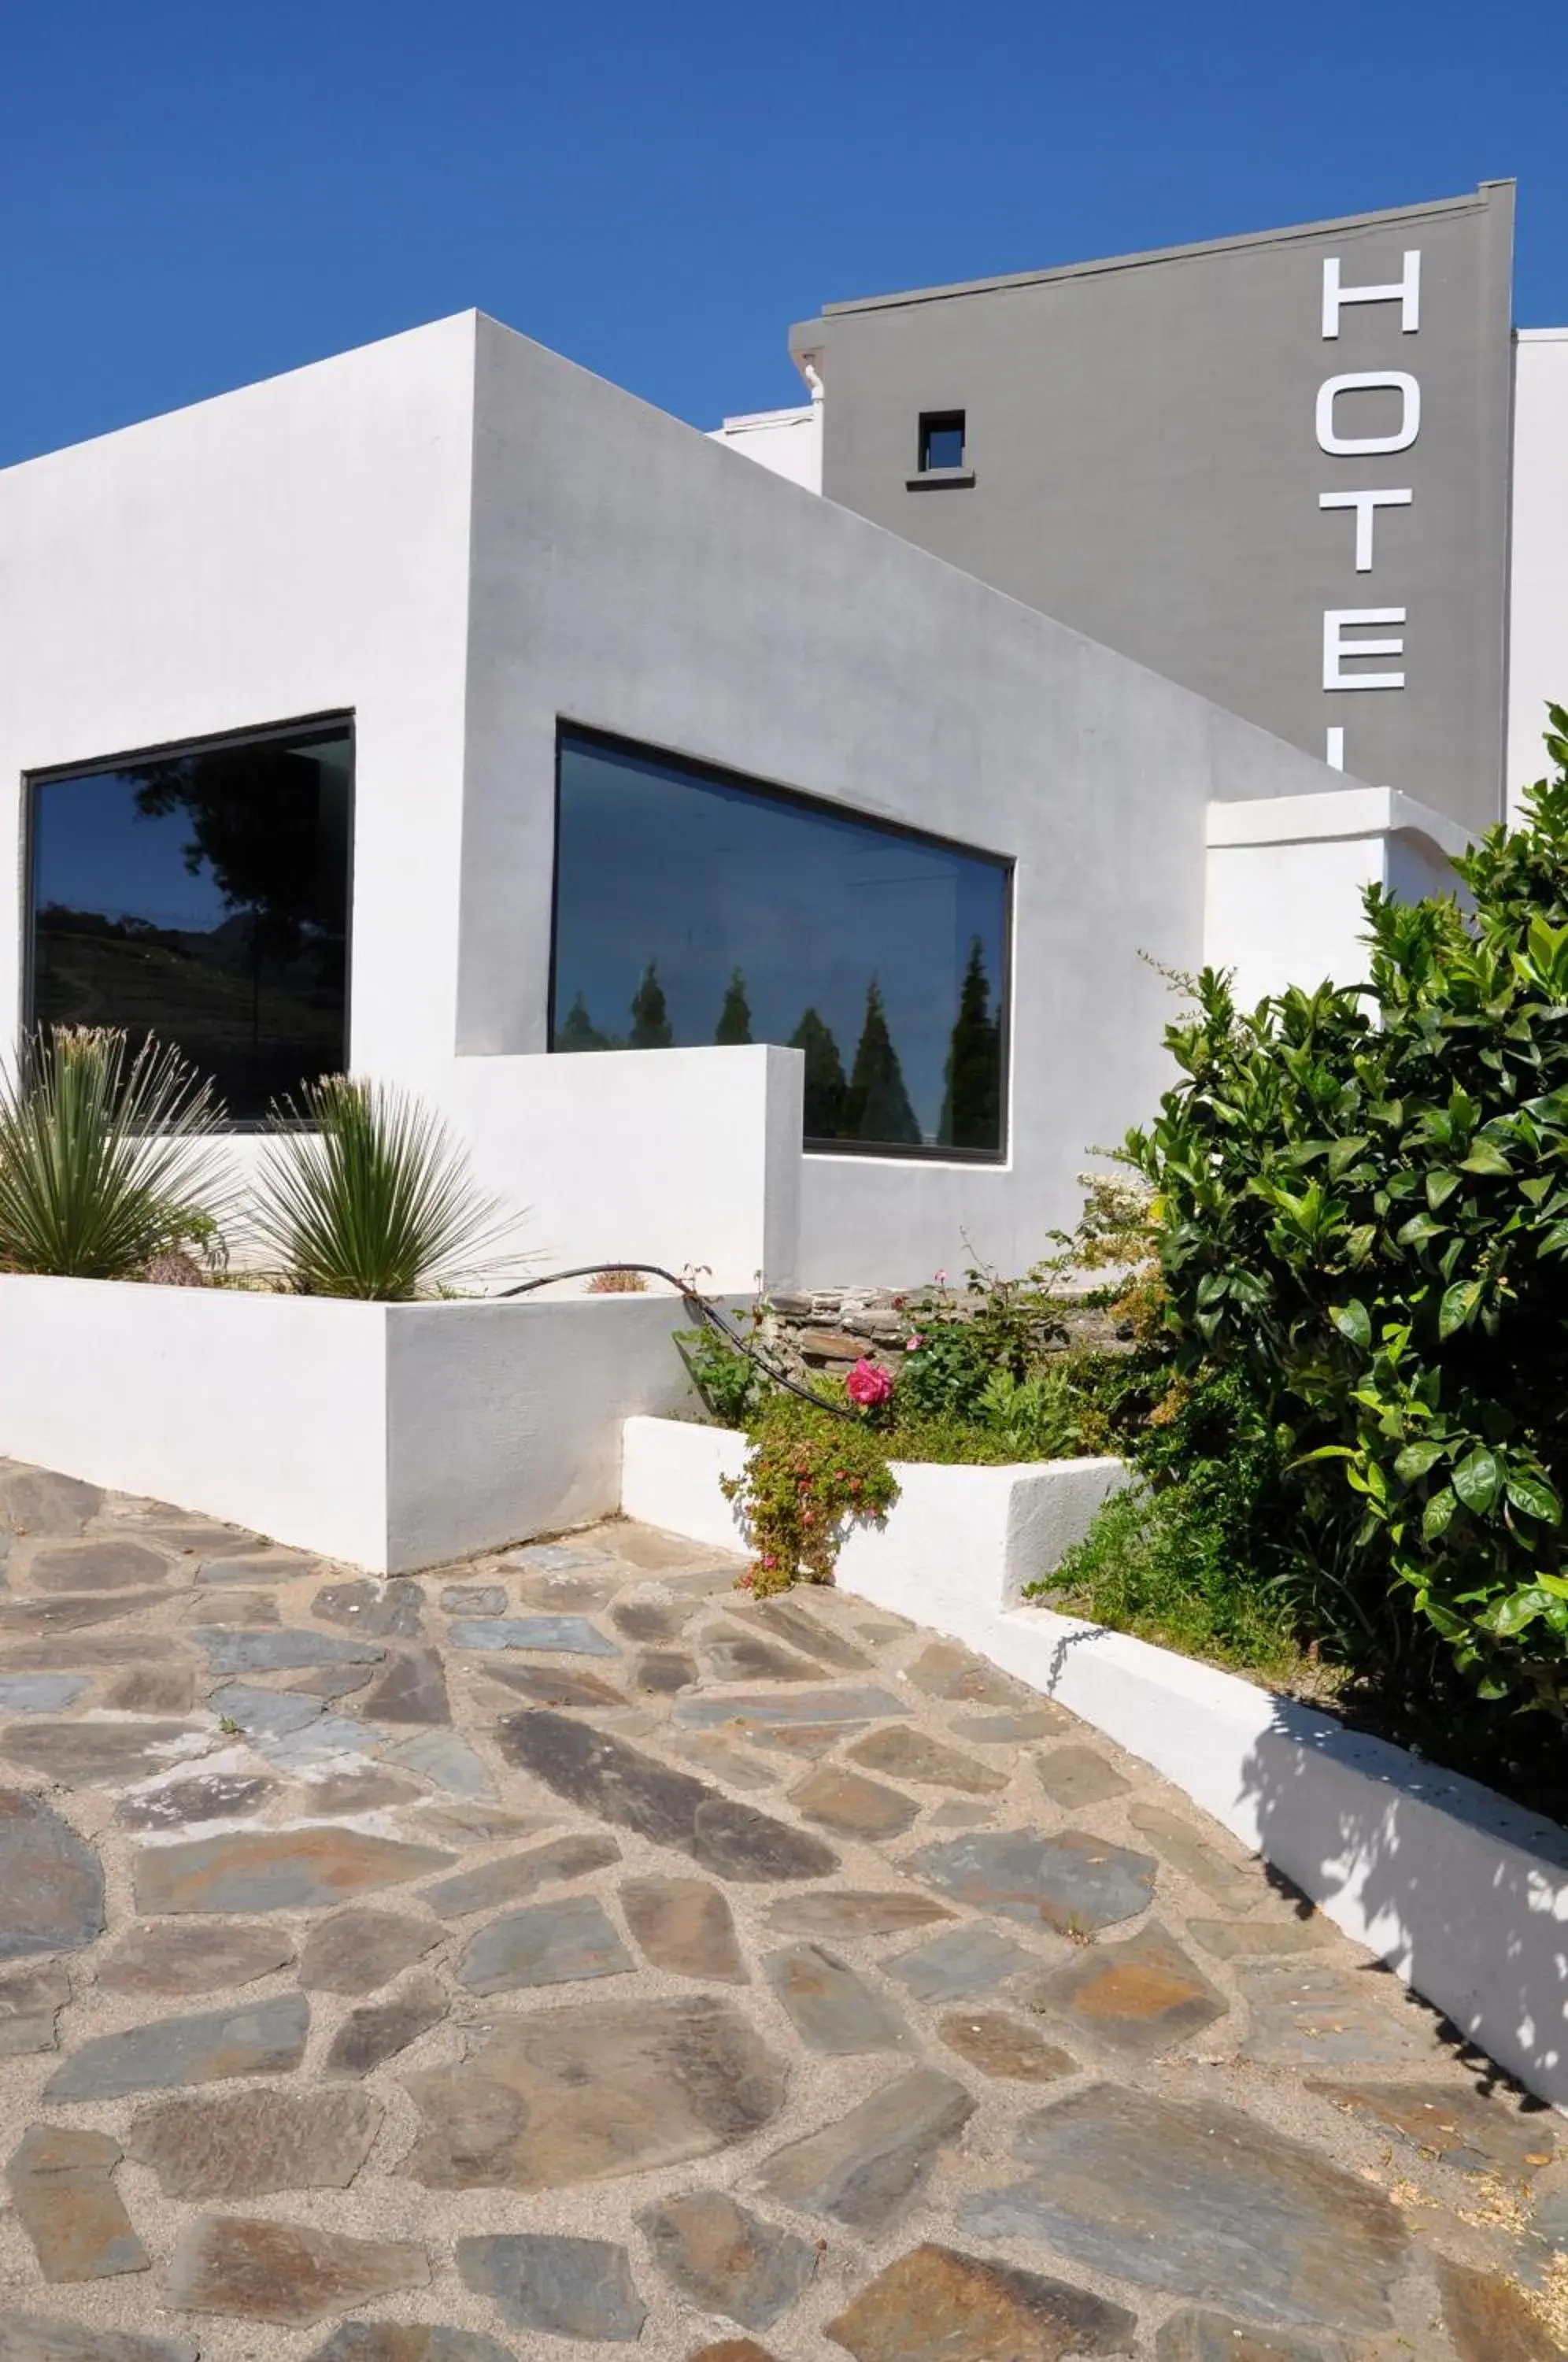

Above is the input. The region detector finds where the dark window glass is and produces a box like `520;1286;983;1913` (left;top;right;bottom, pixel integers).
29;718;352;1122
919;410;966;472
552;728;1008;1158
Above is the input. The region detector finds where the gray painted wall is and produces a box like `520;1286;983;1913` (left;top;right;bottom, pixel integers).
460;313;1347;1281
797;186;1515;832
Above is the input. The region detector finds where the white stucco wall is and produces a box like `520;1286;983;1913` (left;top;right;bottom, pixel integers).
707;403;823;492
1205;787;1469;1004
1508;330;1568;815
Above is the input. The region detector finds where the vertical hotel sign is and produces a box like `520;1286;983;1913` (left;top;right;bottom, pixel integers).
1317;248;1420;775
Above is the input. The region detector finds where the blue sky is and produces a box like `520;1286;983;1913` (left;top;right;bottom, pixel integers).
3;1;1565;471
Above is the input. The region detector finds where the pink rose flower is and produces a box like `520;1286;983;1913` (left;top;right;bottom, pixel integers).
845;1357;893;1408
904;1333;924;1352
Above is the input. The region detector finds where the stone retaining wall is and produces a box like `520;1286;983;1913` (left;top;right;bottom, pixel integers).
760;1284;1134;1386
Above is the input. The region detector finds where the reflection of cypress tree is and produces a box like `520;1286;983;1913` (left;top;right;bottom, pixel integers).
714;968;753;1045
557;990;611;1051
939;937;1001;1149
628;962;674;1049
790;1006;847;1139
843;979;922;1146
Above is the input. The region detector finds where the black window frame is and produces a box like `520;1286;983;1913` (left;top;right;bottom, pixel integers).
549;720;1012;1164
22;709;356;1132
917;409;967;472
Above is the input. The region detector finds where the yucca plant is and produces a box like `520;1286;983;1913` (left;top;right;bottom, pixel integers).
0;1027;232;1279
253;1075;523;1300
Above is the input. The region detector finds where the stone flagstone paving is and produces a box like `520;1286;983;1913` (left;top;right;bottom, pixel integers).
0;1466;1563;2360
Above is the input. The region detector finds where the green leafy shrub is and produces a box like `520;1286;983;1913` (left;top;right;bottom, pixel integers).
723;1393;899;1594
0;1027;232;1279
674;1309;775;1427
254;1075;520;1301
1126;713;1568;1720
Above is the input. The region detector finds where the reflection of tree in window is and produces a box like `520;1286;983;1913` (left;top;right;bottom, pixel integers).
940;937;1002;1150
790;1007;847;1139
557;990;612;1050
844;978;922;1146
713;968;752;1046
628;962;674;1048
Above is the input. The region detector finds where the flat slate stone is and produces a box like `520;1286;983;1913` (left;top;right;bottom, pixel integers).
28;1541;171;1594
449;1616;616;1655
1155;2313;1333;2362
0;1963;70;2054
937;2012;1076;2082
358;1646;451;1726
825;2242;1136;2362
1188;1916;1328;1958
483;1660;627;1710
764;1942;911;2053
911;1828;1157;1934
8;2127;148;2282
0;1472;102;1535
634;1649;697;1694
311;1767;423;1814
385;1729;490;1792
403;1994;786;2190
1126;1800;1259;1910
765;1890;954;1939
187;1590;279;1626
1438;2257;1563;2361
97;1922;294;1997
0;1789;104;1958
1029;1920;1227;2055
457;2234;645;2343
197;1627;385;1674
671;1734;782;1790
1;1633;168;1668
0;1675;88;1714
791;1764;919;1841
886;1923;1039;2003
168;2214;428;2326
848;1726;1006;1794
903;1640;1024;1707
619;1874;747;1981
1307;2077;1557;2176
610;1592;693;1644
0;1719;198;1786
504;1542;610;1572
126;2086;381;2197
497;1709;838;1883
1035;1745;1131;1807
312;1578;424;1638
210;1681;322;1738
423;1831;619;1916
442;1583;508;1615
954;1706;1071;1741
1236;1960;1442;2065
45;1990;309;2100
638;2190;817;2331
305;2330;516;2362
2;1594;172;1638
131;1825;453;1912
756;2067;976;2233
103;1664;198;1712
325;1976;448;2075
706;1627;823;1683
457;1892;633;1993
750;1596;872;1668
299;1908;441;1993
960;2082;1408;2334
116;1773;276;1832
673;1684;908;1729
194;1551;324;1584
0;2317;197;2362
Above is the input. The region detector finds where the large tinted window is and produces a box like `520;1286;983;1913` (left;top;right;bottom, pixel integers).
551;729;1008;1157
29;718;352;1122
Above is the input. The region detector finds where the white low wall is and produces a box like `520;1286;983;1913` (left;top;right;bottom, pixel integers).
451;1043;803;1293
618;1415;1126;1609
0;1279;715;1573
619;1411;1568;2111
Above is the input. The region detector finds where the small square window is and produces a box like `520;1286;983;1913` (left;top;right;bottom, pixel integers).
919;410;966;472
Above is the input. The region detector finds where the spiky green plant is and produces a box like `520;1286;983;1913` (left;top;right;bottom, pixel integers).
0;1027;232;1279
253;1075;523;1300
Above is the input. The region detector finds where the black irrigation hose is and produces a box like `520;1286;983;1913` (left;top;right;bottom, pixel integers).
496;1262;856;1418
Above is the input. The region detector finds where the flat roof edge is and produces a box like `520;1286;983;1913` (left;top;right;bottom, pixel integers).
820;182;1514;317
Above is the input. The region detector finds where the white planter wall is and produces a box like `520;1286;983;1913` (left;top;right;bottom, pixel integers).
620;1411;1568;2112
0;1279;715;1574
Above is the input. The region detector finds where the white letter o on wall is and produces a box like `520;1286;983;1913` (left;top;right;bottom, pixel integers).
1315;371;1422;456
